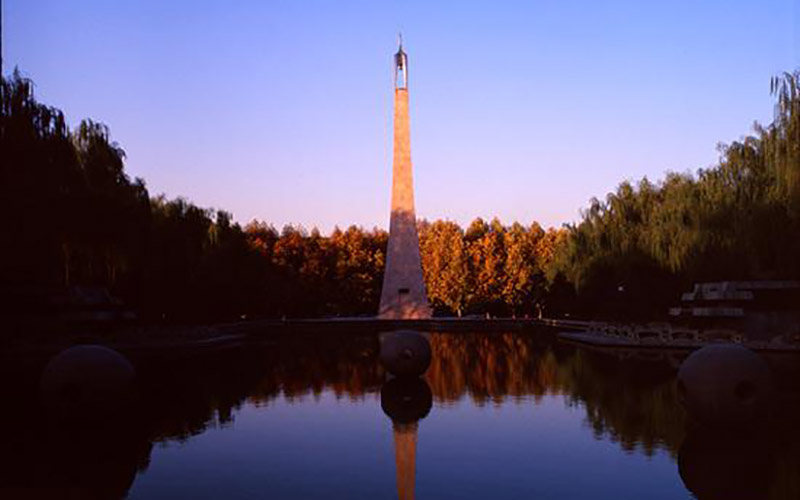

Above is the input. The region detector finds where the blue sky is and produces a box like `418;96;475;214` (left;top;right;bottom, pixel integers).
4;0;798;231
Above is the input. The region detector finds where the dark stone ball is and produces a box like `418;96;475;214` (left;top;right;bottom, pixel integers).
40;345;136;423
380;377;433;425
677;344;771;428
379;330;432;377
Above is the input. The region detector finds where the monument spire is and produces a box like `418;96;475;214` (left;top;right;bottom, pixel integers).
379;37;431;319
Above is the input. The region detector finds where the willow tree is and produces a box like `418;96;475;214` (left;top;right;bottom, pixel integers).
766;71;800;210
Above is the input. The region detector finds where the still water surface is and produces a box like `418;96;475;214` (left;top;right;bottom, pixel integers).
5;330;800;498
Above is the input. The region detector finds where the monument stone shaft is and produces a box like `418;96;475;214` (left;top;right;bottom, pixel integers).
379;39;432;319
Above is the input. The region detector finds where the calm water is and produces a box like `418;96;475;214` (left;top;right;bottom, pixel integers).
3;329;799;498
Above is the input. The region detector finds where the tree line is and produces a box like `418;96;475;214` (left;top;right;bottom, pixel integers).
547;71;800;318
2;69;799;322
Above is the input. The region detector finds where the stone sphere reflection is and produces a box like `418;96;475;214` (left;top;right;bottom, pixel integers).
677;345;771;428
379;330;431;377
41;422;149;495
380;377;433;425
678;430;773;500
41;345;136;422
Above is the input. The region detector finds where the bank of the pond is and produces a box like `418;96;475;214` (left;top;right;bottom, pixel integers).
0;316;581;366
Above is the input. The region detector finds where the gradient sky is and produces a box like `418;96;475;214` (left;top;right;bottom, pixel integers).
4;1;798;232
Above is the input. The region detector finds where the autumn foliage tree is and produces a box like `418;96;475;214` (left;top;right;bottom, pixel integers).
419;218;564;317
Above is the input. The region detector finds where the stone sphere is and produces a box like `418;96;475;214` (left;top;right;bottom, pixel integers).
380;377;433;425
677;345;772;428
678;429;773;500
41;345;136;423
379;330;432;377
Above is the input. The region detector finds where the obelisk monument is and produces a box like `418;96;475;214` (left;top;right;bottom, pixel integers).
379;36;432;319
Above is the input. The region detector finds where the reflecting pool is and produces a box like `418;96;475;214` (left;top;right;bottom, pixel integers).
2;329;799;499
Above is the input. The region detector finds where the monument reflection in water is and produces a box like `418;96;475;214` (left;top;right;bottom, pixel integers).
381;376;432;500
1;330;799;498
379;329;433;500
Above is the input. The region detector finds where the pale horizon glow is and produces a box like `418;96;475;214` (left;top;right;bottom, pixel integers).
4;0;798;232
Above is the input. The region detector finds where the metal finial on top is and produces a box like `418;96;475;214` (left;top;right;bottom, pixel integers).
394;34;408;89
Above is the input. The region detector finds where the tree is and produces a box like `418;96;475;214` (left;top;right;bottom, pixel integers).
420;220;469;316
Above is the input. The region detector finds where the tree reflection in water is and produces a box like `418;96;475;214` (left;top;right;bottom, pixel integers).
0;330;797;498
